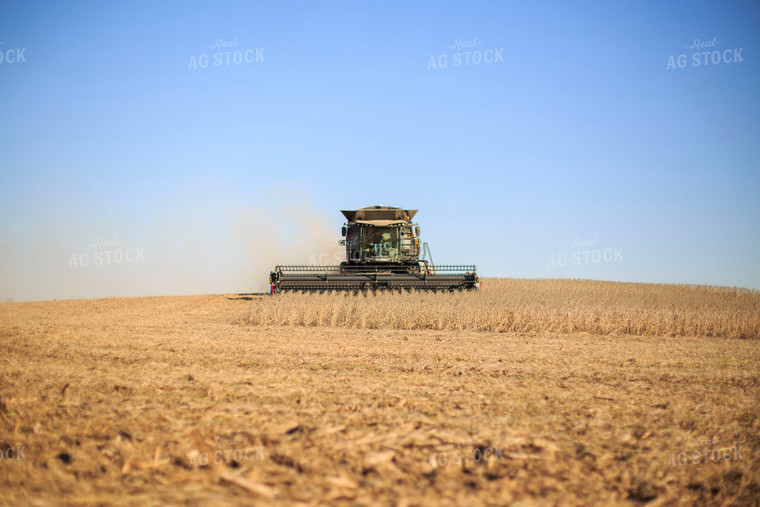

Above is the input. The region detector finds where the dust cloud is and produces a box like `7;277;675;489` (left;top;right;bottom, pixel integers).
0;189;344;302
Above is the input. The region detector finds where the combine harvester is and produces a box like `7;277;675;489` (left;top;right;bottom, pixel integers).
269;205;479;293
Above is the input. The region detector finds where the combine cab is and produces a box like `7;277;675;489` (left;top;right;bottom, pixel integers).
269;205;479;293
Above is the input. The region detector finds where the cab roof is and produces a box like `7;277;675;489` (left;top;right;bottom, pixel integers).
341;206;418;222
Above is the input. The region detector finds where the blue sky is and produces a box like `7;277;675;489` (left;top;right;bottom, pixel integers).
1;1;759;300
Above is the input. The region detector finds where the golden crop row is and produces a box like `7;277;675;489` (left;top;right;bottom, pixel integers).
244;279;760;339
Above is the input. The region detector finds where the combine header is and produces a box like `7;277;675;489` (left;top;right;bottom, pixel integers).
269;205;479;293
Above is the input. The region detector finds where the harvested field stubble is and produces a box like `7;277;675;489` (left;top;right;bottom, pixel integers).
1;280;759;505
246;278;760;339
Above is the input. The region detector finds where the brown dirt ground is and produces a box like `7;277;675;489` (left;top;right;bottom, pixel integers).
0;293;758;505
